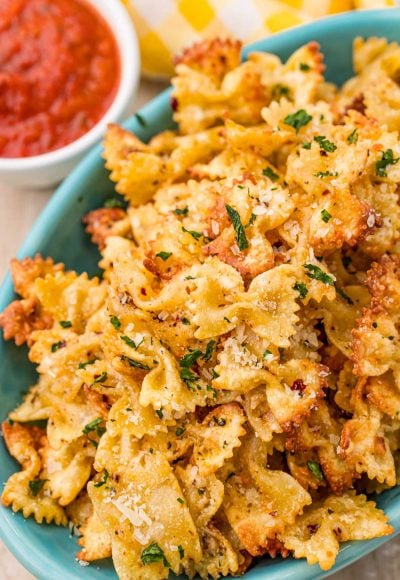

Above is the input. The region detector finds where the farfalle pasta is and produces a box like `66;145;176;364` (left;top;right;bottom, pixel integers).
2;36;400;578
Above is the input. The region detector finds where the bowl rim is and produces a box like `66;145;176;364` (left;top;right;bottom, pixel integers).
0;0;139;170
2;7;400;580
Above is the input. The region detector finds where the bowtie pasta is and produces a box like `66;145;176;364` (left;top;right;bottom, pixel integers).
3;36;400;579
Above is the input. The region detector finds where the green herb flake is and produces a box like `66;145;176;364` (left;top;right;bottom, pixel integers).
180;349;203;368
94;469;109;488
176;427;185;436
272;84;290;99
177;497;185;504
59;320;72;328
173;206;189;217
182;226;202;241
120;335;138;349
301;141;312;150
225;204;249;251
299;62;311;71
335;286;354;305
121;355;150;370
28;479;47;496
141;543;170;568
178;545;185;559
203;340;216;362
293;282;308;299
110;315;121;330
313;171;339;178
78;359;96;369
246;213;257;228
104;197;125;209
93;371;108;384
307;460;324;481
314;135;337;153
347;128;358;144
283;109;312;133
181;317;190;325
155;251;172;261
135;112;147;127
321;209;332;223
156;409;164;420
51;340;66;353
262;166;279;182
375;148;400;177
303;264;334;286
263;349;274;361
83;418;105;437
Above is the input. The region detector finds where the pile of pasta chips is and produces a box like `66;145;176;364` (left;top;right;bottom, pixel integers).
3;36;400;579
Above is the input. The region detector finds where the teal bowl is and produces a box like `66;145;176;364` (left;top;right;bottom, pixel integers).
2;8;400;579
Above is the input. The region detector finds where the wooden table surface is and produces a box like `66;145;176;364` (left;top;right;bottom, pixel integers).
0;80;398;580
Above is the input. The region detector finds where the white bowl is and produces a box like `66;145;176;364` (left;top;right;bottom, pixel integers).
0;0;139;189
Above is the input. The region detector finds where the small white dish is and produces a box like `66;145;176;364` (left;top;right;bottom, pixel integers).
0;0;140;189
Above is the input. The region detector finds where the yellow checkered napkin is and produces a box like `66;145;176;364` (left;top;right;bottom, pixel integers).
122;0;397;77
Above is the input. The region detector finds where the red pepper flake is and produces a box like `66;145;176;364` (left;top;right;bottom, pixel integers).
171;96;179;112
291;379;306;394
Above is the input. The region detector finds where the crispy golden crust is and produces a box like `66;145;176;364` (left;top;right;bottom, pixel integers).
10;255;63;298
174;38;242;80
83;207;127;250
0;297;53;346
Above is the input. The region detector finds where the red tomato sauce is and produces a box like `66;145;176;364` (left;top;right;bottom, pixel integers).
0;0;121;158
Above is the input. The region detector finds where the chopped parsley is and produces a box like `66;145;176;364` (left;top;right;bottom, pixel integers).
307;460;324;481
313;171;338;178
293;282;308;299
272;83;290;99
246;213;257;228
181;317;190;325
180;367;199;389
182;226;202;240
176;427;185;436
59;320;72;328
178;545;185;559
173;206;189;217
28;479;47;496
94;469;109;488
110;315;121;330
120;335;139;349
304;264;334;286
263;349;274;360
93;371;107;384
283;109;312;133
180;349;203;368
203;340;216;362
155;251;172;261
78;359;96;369
225;204;249;251
83;418;105;437
299;62;310;71
104;197;125;209
141;543;170;567
321;209;332;223
135;112;147;127
51;341;66;353
335;285;354;305
177;497;185;505
314;135;337;153
375;148;400;177
347;128;358;144
156;409;164;419
121;355;150;370
262;166;279;182
302;141;312;149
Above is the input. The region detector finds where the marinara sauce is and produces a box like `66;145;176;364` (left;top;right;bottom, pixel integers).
0;0;121;158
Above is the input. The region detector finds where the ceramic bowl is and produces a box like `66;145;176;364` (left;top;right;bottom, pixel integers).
0;0;139;189
1;8;400;579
